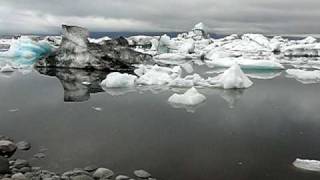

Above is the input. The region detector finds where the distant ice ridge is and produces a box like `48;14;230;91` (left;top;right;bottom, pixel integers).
0;36;55;65
293;158;320;172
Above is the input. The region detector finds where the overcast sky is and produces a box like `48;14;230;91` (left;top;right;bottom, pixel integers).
0;0;319;35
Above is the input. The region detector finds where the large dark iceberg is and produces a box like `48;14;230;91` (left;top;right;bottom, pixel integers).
36;25;152;70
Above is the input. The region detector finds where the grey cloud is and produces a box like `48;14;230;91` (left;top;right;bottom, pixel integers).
0;0;319;35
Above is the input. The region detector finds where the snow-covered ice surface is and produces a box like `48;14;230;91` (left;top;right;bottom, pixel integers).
293;159;320;172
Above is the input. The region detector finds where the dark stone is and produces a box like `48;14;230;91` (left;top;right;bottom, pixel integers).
0;140;17;158
13;159;29;169
0;156;9;174
36;25;153;71
16;141;31;151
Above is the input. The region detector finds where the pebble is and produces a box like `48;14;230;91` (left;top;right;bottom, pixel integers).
84;165;98;172
0;140;17;157
34;153;46;159
16;141;31;151
0;156;9;174
13;159;29;169
70;174;94;180
12;173;27;180
115;175;130;180
134;170;151;178
93;168;114;179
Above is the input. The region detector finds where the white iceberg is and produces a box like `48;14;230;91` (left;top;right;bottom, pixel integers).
207;63;253;89
299;36;317;44
135;65;182;85
293;158;320;172
168;87;206;106
206;58;285;70
100;72;137;88
0;64;14;73
242;34;272;50
286;69;320;84
127;35;156;46
283;43;320;57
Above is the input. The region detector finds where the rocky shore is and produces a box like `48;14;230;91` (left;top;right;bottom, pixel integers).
0;136;156;180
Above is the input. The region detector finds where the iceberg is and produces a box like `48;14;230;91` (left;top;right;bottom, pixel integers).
0;36;54;65
157;34;172;54
242;34;272;50
168;87;206;106
178;39;195;54
100;72;137;88
207;63;253;89
205;58;285;70
286;69;320;84
283;43;320;57
293;158;320;172
135;65;182;85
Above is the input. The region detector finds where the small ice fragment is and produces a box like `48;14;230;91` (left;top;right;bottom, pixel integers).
8;108;19;112
286;69;320;84
100;72;137;88
168;87;206;106
293;158;320;172
92;107;102;111
34;153;46;159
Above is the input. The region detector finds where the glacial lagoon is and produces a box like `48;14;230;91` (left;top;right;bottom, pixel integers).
1;63;320;180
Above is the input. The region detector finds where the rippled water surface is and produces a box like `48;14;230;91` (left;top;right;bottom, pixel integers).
1;64;320;180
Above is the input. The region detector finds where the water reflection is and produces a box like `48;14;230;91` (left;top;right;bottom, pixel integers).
218;89;245;109
36;68;107;102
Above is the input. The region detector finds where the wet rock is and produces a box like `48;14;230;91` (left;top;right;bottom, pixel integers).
11;173;27;180
0;156;9;174
133;170;151;179
16;141;31;151
13;159;29;169
62;169;90;179
70;174;94;180
93;168;114;179
115;175;130;180
83;165;97;172
36;25;152;71
0;140;17;158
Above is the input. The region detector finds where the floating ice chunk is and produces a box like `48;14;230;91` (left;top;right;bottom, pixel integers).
180;63;194;73
92;106;103;111
0;36;54;65
136;65;182;85
0;64;14;73
150;39;159;51
286;69;320;84
88;36;111;44
168;87;206;106
154;53;192;61
100;72;137;88
127;35;155;46
178;39;195;54
206;58;285;70
283;43;320;57
208;63;253;89
293;158;320;172
157;34;172;54
169;74;209;88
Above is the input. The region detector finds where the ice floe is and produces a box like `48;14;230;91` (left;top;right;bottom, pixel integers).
100;72;137;88
286;69;320;84
293;158;320;172
168;87;206;106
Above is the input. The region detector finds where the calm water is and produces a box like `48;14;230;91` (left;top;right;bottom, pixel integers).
1;64;320;180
